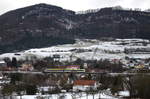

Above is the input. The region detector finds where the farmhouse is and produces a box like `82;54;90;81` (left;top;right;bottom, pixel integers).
73;80;99;91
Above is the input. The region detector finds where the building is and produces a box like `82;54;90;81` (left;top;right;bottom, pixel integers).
20;63;34;71
0;60;7;67
87;69;109;73
53;54;60;61
66;65;80;69
38;80;59;93
73;80;100;91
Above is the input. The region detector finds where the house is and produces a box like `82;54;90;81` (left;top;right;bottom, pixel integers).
0;60;7;67
73;80;100;91
66;65;80;69
57;65;80;69
20;63;34;71
38;86;50;93
38;80;59;94
38;85;59;94
53;54;60;61
87;69;109;73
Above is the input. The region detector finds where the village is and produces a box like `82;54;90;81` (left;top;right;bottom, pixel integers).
0;39;150;72
0;39;149;98
0;64;131;99
0;54;149;98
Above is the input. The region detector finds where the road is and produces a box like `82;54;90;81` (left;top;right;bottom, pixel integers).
1;71;150;76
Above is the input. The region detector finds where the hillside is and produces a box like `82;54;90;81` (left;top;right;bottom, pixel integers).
0;3;76;53
0;4;150;53
1;38;150;60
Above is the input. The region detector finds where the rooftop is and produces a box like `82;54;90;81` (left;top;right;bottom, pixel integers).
73;80;96;86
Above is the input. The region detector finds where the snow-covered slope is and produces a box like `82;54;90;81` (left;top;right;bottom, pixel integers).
0;39;150;61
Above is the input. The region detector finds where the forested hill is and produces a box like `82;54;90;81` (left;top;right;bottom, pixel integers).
0;3;150;53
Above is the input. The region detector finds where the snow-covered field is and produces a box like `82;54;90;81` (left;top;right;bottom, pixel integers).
16;92;118;99
0;39;150;61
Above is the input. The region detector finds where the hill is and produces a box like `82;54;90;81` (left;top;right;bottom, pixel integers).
0;4;150;53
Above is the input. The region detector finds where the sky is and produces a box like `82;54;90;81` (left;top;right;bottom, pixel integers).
0;0;150;15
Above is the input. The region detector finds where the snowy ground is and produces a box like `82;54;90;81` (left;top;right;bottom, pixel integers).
0;39;150;61
16;92;118;99
15;90;130;99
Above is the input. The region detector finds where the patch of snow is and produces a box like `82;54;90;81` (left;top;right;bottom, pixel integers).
119;91;130;97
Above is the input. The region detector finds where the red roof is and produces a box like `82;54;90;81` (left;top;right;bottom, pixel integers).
73;80;96;86
57;65;80;69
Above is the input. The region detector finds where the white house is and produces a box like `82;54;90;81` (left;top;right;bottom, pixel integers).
38;80;59;93
73;80;99;91
0;60;7;67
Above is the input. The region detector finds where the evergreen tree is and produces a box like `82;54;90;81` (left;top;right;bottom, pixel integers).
25;84;37;95
12;57;17;68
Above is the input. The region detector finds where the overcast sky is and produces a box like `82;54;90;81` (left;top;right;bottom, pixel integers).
0;0;150;15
